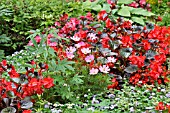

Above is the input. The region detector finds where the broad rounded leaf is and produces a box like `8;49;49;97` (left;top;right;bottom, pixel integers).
132;17;145;25
21;100;33;109
112;9;118;15
145;50;157;60
109;40;121;50
118;7;131;17
1;107;16;113
7;91;16;98
102;4;111;13
124;65;138;73
131;8;155;16
11;78;20;83
92;5;102;11
119;48;133;58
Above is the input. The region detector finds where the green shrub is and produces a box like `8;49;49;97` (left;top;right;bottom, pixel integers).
0;0;87;55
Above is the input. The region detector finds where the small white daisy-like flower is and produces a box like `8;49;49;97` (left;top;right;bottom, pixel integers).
88;33;98;40
99;65;110;73
81;48;91;54
89;68;99;75
70;36;80;41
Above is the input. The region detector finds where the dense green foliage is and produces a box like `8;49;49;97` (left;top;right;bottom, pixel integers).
0;0;87;56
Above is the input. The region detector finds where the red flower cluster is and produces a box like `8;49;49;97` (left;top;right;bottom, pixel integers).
0;60;54;112
155;102;170;112
28;9;170;89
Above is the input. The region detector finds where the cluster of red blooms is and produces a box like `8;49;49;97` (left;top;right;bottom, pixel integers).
0;60;54;113
28;9;170;90
155;102;170;112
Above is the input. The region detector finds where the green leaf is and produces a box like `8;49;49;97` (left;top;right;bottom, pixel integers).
131;8;155;16
31;37;38;48
48;47;56;57
112;9;118;15
119;48;132;58
131;17;145;25
118;0;134;4
21;100;33;109
6;91;16;98
109;40;121;50
1;107;16;113
11;78;20;83
102;4;111;13
124;65;138;73
71;75;84;85
118;7;131;17
92;5;102;11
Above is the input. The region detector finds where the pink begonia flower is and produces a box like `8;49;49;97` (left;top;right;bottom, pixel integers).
129;2;139;8
66;52;75;59
75;41;86;48
66;46;76;53
55;21;60;26
90;68;99;75
107;0;114;4
35;36;41;43
99;65;110;73
88;33;98;40
107;57;116;63
70;36;80;41
139;0;146;5
81;48;91;54
85;55;94;62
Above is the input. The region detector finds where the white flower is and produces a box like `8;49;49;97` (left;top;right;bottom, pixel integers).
70;36;80;41
85;55;94;62
66;46;76;53
107;57;116;63
88;33;98;40
90;68;99;75
81;48;91;54
99;65;110;73
66;52;74;59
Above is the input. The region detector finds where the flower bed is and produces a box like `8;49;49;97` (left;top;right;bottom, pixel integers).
0;0;170;113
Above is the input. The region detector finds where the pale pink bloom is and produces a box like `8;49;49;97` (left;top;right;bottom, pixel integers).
66;46;76;53
66;52;74;59
75;41;86;48
81;48;91;54
99;65;110;73
88;33;98;40
70;36;80;41
107;57;116;63
27;41;33;46
55;21;60;26
90;68;99;75
85;55;94;62
48;42;57;47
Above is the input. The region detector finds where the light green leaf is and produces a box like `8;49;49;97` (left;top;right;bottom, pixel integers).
48;47;56;57
131;8;155;16
118;0;134;4
131;17;145;25
112;9;118;15
92;5;102;11
1;107;16;113
118;7;131;17
102;4;111;13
